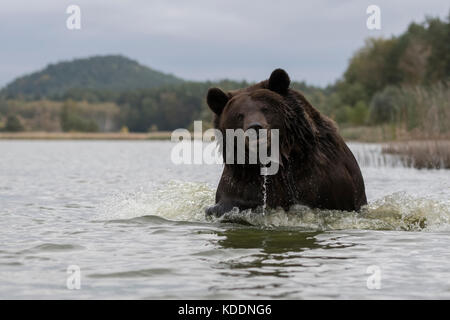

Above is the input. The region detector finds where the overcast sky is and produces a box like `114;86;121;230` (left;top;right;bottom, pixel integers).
0;0;448;87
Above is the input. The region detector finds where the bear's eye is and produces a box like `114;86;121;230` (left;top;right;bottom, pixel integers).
261;107;269;113
237;113;244;121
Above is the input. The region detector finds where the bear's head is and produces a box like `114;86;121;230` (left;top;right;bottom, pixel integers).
207;69;317;164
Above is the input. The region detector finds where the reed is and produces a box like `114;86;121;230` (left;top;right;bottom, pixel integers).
382;140;450;169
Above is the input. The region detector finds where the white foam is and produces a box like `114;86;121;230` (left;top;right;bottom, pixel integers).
99;181;450;232
98;180;214;222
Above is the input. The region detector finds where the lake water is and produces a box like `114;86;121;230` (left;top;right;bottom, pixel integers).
0;141;449;299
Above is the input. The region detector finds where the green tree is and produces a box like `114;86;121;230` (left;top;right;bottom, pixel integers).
369;86;400;124
4;115;24;132
60;100;98;132
348;101;369;125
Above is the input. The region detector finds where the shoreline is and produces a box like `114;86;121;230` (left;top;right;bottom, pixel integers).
1;131;449;143
0;131;173;140
0;131;217;140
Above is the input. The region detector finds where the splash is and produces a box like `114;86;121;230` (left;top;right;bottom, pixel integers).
100;181;450;232
217;192;450;231
98;180;214;222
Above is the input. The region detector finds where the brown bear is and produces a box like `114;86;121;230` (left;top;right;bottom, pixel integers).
205;68;367;217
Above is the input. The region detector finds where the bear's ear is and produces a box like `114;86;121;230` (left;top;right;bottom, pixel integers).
268;68;290;95
207;88;229;115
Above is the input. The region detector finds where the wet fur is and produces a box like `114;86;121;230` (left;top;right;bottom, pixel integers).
206;70;367;217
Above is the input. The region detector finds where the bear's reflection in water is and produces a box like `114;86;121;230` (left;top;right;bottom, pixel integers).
211;227;357;287
216;228;321;254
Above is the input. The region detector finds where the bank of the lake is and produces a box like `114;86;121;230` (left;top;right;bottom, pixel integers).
0;131;172;140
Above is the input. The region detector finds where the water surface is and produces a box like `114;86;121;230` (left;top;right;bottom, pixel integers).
0;141;449;299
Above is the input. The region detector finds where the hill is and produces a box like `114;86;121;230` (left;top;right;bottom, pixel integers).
0;55;183;99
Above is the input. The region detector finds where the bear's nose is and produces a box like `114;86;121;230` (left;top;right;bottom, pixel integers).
247;122;263;132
